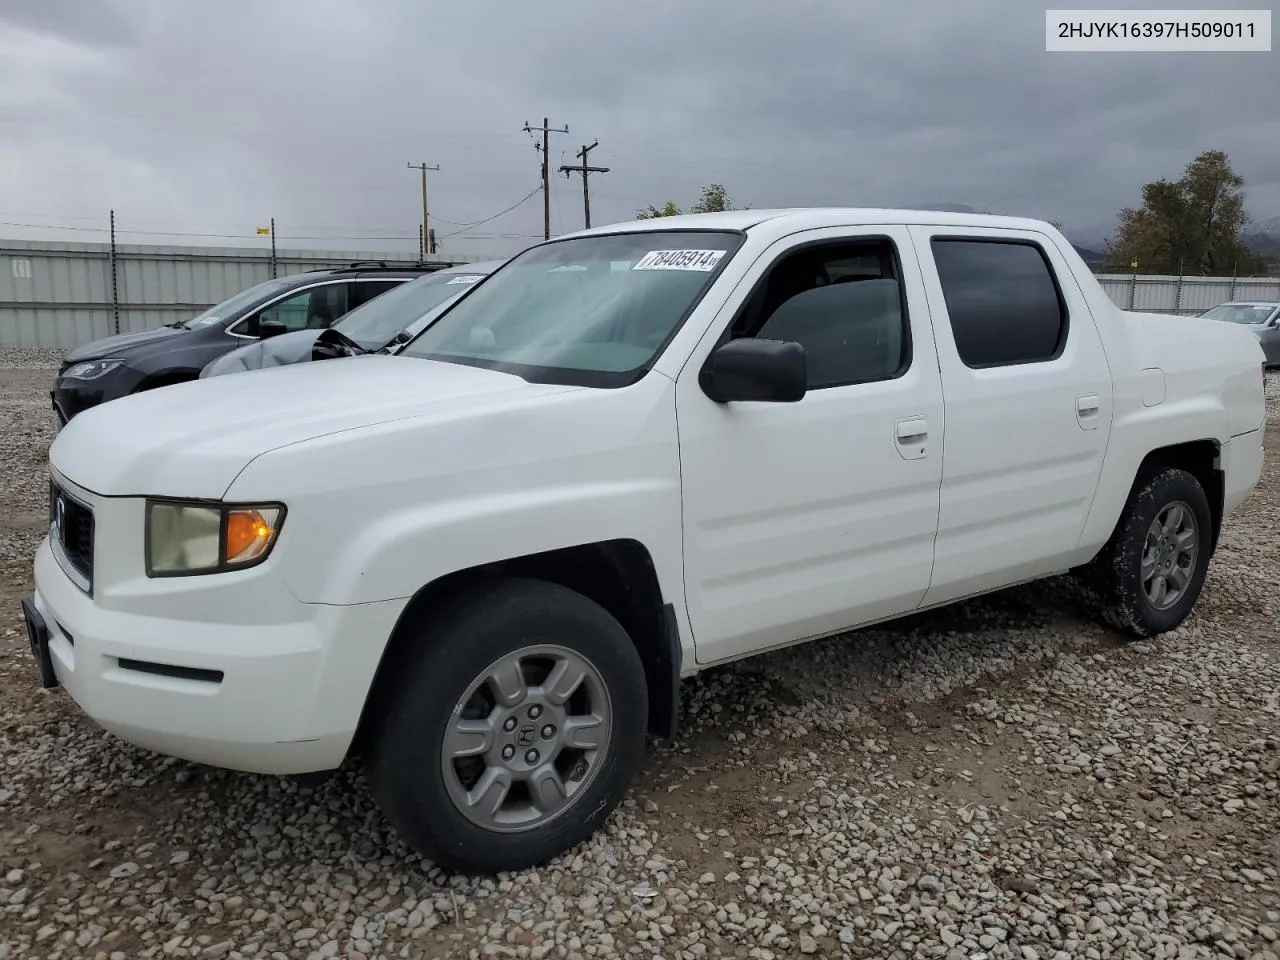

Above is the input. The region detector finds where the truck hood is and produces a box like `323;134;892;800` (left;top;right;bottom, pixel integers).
49;354;582;499
62;326;187;364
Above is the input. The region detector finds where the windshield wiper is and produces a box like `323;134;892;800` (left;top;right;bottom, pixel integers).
312;326;369;361
377;329;413;354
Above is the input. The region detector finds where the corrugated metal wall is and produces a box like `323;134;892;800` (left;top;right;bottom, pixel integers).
1095;274;1280;315
3;239;1279;349
0;239;492;349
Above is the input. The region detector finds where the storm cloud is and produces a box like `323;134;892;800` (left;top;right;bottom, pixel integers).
1;0;1276;257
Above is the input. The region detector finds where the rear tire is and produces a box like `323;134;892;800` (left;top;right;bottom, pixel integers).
1086;467;1213;638
365;577;648;875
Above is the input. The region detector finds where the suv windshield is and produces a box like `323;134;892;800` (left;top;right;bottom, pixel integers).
335;270;488;350
181;278;293;329
399;230;742;385
1200;304;1276;325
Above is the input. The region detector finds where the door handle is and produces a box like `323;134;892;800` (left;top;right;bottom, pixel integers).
1076;394;1101;432
895;417;928;444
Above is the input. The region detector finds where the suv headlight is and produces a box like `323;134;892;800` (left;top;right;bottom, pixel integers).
63;358;125;380
145;500;285;576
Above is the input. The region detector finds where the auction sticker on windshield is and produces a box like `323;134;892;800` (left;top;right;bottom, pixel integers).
632;249;726;271
446;275;485;284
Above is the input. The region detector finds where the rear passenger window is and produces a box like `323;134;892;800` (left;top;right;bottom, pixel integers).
931;239;1067;368
730;239;910;390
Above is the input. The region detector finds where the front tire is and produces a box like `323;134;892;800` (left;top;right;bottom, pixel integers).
365;578;648;875
1087;467;1214;637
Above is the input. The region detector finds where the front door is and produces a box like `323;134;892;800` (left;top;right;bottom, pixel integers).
676;226;945;665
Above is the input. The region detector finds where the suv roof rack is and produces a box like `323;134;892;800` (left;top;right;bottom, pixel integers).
302;260;463;274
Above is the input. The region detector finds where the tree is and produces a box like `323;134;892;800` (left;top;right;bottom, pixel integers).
635;201;682;220
1105;150;1266;275
636;183;740;219
689;183;734;214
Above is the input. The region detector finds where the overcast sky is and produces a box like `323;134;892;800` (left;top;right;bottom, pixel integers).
1;0;1277;259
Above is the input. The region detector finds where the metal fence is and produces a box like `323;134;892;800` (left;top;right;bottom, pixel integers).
4;238;1280;350
1095;273;1280;316
0;239;492;349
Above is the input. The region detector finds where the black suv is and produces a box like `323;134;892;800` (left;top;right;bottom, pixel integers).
51;261;455;425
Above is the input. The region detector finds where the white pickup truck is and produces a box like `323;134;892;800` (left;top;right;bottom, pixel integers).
24;209;1266;874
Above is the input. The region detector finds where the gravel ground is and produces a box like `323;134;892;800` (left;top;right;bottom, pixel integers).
1;351;1277;960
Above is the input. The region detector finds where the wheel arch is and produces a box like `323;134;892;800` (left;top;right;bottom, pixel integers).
1128;439;1224;552
351;538;682;759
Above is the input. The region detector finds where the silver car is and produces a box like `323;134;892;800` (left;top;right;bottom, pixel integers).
1197;301;1280;368
201;260;505;378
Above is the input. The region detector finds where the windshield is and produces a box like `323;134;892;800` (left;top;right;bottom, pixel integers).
334;270;489;350
1199;303;1277;325
399;230;743;385
181;278;292;329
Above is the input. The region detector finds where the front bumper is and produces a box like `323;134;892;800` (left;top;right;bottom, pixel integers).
50;366;141;426
51;382;104;426
1260;338;1280;368
28;505;407;775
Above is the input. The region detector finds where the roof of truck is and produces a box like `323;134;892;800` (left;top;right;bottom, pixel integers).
563;207;1059;238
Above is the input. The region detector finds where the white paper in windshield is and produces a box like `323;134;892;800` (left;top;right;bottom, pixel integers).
632;249;725;272
197;316;220;325
446;275;485;284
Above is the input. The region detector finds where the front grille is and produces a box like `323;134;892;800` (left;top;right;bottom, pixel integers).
50;480;94;592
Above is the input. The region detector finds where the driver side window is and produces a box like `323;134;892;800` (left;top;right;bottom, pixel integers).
240;283;352;337
728;238;911;390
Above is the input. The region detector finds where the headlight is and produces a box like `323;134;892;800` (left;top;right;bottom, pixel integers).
63;358;125;380
145;500;285;576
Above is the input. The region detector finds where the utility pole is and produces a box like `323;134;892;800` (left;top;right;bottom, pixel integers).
558;141;610;229
108;209;120;335
523;117;569;240
406;161;439;258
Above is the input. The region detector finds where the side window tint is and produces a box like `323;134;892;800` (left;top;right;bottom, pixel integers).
931;239;1067;368
254;284;351;334
349;279;402;309
734;239;910;390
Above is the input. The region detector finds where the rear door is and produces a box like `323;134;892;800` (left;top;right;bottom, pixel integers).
907;225;1114;607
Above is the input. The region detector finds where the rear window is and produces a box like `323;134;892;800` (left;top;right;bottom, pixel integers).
931;239;1068;368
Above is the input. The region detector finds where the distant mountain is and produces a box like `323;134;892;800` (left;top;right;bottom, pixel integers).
1066;223;1117;250
1072;245;1108;269
899;204;1278;274
1243;215;1280;258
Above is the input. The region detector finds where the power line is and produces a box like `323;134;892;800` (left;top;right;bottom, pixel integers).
437;185;543;240
0;219;541;242
559;140;610;229
1;184;549;244
523;118;570;241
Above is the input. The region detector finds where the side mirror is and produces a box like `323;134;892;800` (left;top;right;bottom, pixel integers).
258;319;287;339
700;338;806;404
